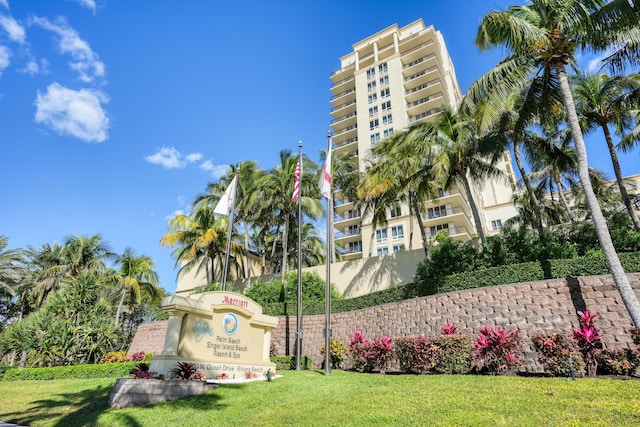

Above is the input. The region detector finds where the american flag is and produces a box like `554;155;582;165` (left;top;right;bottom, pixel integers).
291;161;301;201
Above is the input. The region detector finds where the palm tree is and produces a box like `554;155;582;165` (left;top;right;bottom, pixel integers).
470;0;640;325
422;106;505;245
359;129;440;257
194;161;266;284
0;236;25;298
161;208;241;285
112;248;161;328
251;149;322;275
572;71;640;231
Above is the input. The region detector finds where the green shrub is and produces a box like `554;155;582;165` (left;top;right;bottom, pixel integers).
597;348;640;376
431;333;474;374
270;356;312;371
532;332;586;378
2;362;138;381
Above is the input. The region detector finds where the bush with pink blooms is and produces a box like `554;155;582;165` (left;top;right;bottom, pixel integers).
472;325;523;375
573;310;602;376
349;331;393;373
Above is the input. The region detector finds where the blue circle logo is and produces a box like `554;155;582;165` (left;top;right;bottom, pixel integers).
223;313;238;335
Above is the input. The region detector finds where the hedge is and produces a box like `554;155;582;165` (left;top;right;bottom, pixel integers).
270;356;312;371
259;252;640;316
2;362;139;381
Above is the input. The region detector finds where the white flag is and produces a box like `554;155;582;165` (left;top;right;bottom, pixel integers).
214;175;238;216
320;139;332;200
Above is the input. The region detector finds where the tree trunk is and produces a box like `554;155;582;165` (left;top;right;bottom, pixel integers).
410;190;430;258
115;286;127;327
461;173;486;245
601;124;640;231
557;67;640;327
555;178;575;222
514;141;545;236
281;216;289;279
243;222;252;287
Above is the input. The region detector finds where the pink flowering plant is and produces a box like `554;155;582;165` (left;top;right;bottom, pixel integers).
532;332;585;378
573;310;602;376
472;325;523;375
349;330;393;373
441;322;459;335
129;363;157;379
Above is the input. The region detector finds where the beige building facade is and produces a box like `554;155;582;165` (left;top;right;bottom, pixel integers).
329;19;518;262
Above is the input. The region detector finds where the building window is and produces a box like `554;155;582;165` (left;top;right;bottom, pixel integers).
389;205;401;217
492;219;503;230
377;247;389;256
393;244;405;253
366;68;376;79
382;114;393;125
430;223;449;237
391;225;404;240
437;188;446;198
378;62;388;73
379;75;389;86
368;94;378;104
346;225;360;235
367;81;377;91
380;88;390;98
428;205;448;219
369;119;379;130
383;128;394;138
370;133;380;144
376;228;388;243
348;241;363;253
368;106;378;117
381;100;391;111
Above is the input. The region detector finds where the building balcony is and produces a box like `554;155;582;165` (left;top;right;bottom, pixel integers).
423;206;475;235
333;124;358;139
333;138;358;156
334;228;362;243
403;65;440;89
409;109;439;124
429;225;473;242
330;111;357;127
405;79;442;103
330;63;356;81
406;94;442;112
330;75;355;91
334;210;361;228
402;53;436;73
330;99;357;114
400;40;436;64
330;87;356;102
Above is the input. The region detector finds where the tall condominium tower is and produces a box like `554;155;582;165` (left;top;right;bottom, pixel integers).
330;19;518;260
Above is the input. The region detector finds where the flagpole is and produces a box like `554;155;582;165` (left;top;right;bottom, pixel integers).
221;178;237;292
324;132;333;376
295;141;303;371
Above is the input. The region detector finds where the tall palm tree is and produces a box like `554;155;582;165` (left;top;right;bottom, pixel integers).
194;161;266;283
470;0;640;325
112;248;161;328
251;149;322;275
572;71;640;231
359;129;440;257
421;106;505;245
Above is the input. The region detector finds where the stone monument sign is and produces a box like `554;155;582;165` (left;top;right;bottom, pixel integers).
150;291;277;380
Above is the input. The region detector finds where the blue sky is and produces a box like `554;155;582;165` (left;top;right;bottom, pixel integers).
1;0;639;294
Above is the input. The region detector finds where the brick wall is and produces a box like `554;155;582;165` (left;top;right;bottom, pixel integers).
271;274;640;372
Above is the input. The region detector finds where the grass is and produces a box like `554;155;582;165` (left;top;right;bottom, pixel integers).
1;370;639;426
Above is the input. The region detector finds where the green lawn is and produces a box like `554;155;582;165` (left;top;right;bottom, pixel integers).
1;370;639;426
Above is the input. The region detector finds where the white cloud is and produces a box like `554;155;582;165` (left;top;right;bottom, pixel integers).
186;153;203;163
34;82;109;143
0;1;8;10
20;57;49;75
0;45;10;76
31;16;105;83
199;160;229;178
0;15;26;44
145;147;204;169
70;0;97;13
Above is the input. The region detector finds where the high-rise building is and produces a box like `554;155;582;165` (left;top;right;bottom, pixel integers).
329;19;518;260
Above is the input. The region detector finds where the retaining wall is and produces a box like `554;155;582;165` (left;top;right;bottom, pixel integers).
271;273;640;372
